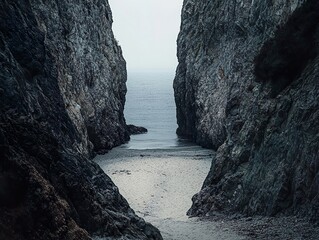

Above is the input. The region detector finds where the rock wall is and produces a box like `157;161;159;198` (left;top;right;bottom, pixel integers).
31;0;129;154
0;0;161;239
174;0;319;220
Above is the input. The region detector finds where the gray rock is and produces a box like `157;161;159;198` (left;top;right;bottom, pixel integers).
127;124;148;135
175;0;319;221
0;1;161;239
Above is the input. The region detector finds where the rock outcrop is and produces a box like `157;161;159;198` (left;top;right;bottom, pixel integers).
0;1;161;239
127;125;148;135
174;0;319;220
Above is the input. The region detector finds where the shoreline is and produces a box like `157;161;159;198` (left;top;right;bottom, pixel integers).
95;146;319;240
95;146;243;240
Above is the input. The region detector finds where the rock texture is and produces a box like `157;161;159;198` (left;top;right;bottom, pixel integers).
127;125;148;135
0;1;161;239
174;0;319;220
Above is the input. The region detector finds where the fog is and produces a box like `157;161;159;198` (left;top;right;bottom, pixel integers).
109;0;184;72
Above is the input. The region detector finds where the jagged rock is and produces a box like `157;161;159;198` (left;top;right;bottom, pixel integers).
174;0;319;221
0;1;161;239
127;124;148;135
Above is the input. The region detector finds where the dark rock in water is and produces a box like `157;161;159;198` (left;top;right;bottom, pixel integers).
0;1;161;239
127;124;148;135
175;0;319;221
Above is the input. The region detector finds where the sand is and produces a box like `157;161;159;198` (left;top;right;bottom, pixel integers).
95;146;244;240
95;146;319;240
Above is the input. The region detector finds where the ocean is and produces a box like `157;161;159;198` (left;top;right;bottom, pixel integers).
122;71;191;149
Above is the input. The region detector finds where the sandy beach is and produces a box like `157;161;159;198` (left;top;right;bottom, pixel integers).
95;146;319;240
95;146;245;240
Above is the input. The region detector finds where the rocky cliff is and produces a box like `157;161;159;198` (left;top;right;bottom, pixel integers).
174;0;319;220
0;1;161;239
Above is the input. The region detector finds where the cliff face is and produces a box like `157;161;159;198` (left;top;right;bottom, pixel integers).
0;1;161;239
31;0;129;154
174;0;319;220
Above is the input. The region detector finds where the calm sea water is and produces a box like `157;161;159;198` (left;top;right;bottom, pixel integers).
122;71;191;149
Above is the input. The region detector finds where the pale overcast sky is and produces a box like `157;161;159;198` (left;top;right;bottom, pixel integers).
109;0;184;72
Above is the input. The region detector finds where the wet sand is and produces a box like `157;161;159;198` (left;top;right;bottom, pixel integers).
95;146;245;240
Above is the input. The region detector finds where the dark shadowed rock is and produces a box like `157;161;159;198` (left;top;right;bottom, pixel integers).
127;124;148;135
174;0;319;221
0;1;161;239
